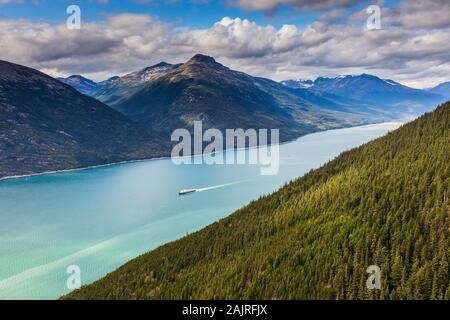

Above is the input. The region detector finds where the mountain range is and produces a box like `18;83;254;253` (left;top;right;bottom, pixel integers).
61;56;448;137
58;75;119;96
60;54;407;142
280;79;314;89
98;54;381;141
428;81;450;99
0;60;168;179
67;54;382;141
282;74;447;118
64;101;450;300
2;54;448;179
0;55;377;179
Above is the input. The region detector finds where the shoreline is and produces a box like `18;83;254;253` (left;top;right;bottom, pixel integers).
0;156;171;182
0;121;403;182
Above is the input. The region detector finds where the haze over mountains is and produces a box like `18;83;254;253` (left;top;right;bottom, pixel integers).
0;60;168;179
58;75;119;96
282;74;447;118
428;81;450;99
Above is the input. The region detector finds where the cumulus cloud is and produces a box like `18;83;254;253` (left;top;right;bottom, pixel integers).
350;0;450;30
0;14;177;80
228;0;363;12
384;0;450;30
187;17;301;58
1;1;449;88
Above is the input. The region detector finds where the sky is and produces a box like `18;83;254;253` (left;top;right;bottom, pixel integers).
0;0;449;88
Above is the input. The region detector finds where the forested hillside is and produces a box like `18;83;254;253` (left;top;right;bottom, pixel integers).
66;102;450;300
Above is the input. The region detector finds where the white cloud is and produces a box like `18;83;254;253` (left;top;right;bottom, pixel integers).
1;5;449;88
187;17;301;58
385;0;450;30
228;0;362;12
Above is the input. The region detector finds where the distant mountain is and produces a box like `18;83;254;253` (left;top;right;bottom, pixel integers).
64;102;449;300
57;75;99;96
85;54;376;142
283;74;446;118
98;76;120;87
58;75;120;97
92;62;181;107
428;81;450;99
281;79;314;89
0;60;169;179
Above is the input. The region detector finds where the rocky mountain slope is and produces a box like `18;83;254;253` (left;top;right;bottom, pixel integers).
87;54;374;142
0;60;169;179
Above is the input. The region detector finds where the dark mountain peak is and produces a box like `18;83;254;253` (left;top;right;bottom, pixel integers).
0;59;28;72
151;61;172;68
98;76;119;86
106;76;120;81
188;54;217;65
0;59;54;83
68;74;88;79
281;79;314;89
65;75;97;84
57;74;98;95
141;61;175;73
431;81;450;90
359;73;375;78
119;62;180;84
428;81;450;99
174;54;227;80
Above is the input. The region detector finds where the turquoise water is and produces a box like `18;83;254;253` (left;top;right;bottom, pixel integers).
0;123;400;299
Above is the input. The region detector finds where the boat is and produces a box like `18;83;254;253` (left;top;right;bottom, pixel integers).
179;189;197;196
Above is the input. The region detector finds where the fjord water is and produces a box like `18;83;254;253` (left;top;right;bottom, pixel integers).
0;123;400;299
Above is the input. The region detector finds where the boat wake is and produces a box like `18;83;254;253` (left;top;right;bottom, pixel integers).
196;180;248;193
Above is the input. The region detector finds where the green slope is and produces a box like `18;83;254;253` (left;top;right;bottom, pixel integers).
65;102;450;300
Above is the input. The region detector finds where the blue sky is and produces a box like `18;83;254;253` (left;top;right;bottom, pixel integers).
0;0;399;29
0;0;319;29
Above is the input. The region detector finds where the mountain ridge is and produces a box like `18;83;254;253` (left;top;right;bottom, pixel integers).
282;74;447;118
83;54;379;142
0;59;169;179
60;57;445;129
428;81;450;99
